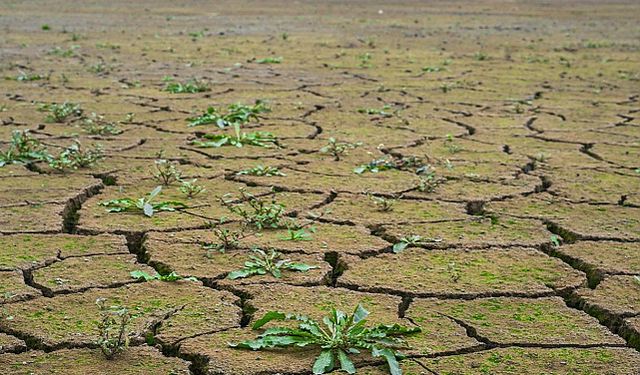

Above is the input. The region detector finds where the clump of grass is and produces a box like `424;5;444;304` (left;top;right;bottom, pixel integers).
164;78;209;93
40;101;82;123
220;188;286;230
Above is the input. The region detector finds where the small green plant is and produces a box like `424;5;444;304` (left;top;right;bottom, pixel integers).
367;193;395;212
227;248;317;279
130;270;197;282
448;262;461;283
444;134;462;153
280;226;315;241
48;141;104;171
164;78;209;93
220;189;286;230
231;304;420;375
187;101;269;128
96;298;130;360
47;46;77;57
81;113;123;135
192;124;279;148
99;186;187;217
0;130;50;167
179;179;206;199
358;106;392;117
255;56;283;64
153;159;182;186
203;224;251;254
354;158;396;174
416;167;440;193
41;24;50;31
358;52;372;68
40;101;82;123
237;165;286;177
473;52;488;61
393;235;441;253
422;66;444;73
10;71;48;81
550;235;561;247
320;138;361;161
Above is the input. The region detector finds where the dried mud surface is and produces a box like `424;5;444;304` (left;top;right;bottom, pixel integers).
0;0;639;374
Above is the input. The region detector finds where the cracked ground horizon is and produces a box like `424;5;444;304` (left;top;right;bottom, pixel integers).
0;0;639;374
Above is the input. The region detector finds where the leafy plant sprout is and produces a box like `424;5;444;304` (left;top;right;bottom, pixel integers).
48;141;104;171
392;235;442;253
164;78;210;93
227;248;317;279
99;186;187;217
236;165;286;177
191;124;279;148
179;179;206;198
187;100;269;128
231;304;421;375
280;225;316;241
220;188;286;230
367;193;396;212
81;113;123;135
320;138;362;161
153;159;182;186
40;101;82;123
130;270;197;282
444;134;462;154
255;56;283;64
203;226;248;254
96;298;130;360
0;130;50;167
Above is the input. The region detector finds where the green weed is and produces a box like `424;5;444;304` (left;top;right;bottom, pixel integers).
99;186;187;217
227;248;317;279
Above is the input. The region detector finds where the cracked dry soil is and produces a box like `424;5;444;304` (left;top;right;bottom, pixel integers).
0;0;639;374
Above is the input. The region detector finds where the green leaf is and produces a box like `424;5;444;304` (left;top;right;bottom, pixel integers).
143;202;154;217
130;270;157;281
352;304;369;324
227;268;258;280
337;349;356;374
285;263;318;272
372;347;401;375
392;242;408;253
313;349;335;374
252;311;287;329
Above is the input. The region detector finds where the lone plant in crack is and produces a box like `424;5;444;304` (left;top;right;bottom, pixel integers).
48;141;104;172
179;178;206;199
220;189;286;230
0;130;50;167
320;138;362;161
392;235;442;253
81;113;123;135
192;124;279;148
153;159;182;186
99;186;187;217
187;100;269;128
230;304;421;375
96;298;130;360
227;248;317;280
367;193;396;212
130;270;197;282
237;165;286;177
40;101;83;123
164;78;209;94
